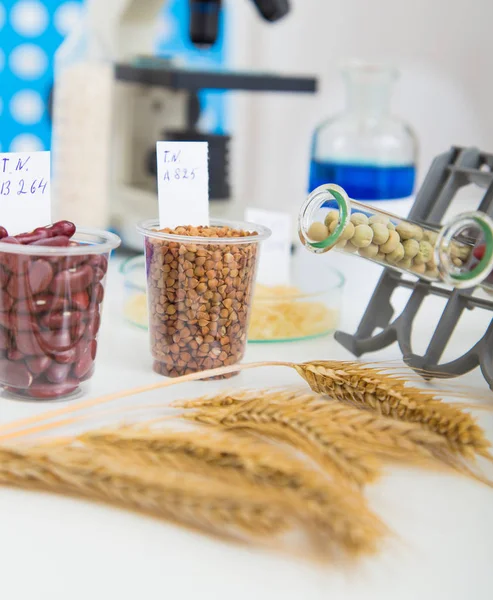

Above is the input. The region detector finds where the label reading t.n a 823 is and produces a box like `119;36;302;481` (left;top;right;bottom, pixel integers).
0;151;51;235
156;142;209;230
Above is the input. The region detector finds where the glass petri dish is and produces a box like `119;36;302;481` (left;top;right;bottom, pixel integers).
248;264;344;343
120;255;345;343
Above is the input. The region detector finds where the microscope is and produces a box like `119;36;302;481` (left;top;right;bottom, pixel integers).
52;0;316;249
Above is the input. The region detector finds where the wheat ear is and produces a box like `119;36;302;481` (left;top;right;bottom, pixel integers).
175;388;493;485
180;398;380;487
294;362;492;461
79;426;387;556
0;444;296;541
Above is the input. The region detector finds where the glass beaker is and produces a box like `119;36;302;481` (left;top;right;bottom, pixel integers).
308;62;418;201
0;228;121;400
137;219;271;378
299;184;493;290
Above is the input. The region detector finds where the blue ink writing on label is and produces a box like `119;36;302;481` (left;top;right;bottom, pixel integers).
16;156;30;172
1;181;11;196
17;179;27;195
164;150;181;163
163;168;197;182
1;158;8;173
0;178;48;197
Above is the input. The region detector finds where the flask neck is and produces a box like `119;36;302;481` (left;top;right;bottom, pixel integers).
342;63;397;118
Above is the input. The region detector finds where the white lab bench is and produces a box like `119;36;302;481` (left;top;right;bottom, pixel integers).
0;253;492;600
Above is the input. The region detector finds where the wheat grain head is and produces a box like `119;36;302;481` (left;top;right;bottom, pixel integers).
293;361;491;461
180;398;381;487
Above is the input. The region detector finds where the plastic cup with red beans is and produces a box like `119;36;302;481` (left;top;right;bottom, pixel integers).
0;222;120;400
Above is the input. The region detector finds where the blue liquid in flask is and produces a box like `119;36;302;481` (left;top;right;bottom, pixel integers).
309;160;416;201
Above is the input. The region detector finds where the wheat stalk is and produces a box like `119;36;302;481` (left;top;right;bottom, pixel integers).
0;360;489;454
79;426;386;555
180;398;380;487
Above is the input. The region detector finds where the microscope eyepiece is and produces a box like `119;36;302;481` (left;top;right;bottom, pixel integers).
189;0;290;47
189;0;222;46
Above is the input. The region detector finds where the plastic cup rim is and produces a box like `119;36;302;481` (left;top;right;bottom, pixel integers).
0;228;121;257
136;218;272;245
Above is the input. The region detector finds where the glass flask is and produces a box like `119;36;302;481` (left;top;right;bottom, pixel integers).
308;62;418;201
299;184;493;290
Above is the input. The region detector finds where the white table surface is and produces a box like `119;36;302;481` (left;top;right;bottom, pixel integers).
1;253;493;600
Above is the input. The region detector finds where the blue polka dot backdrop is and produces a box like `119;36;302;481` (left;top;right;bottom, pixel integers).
0;0;84;152
0;0;227;154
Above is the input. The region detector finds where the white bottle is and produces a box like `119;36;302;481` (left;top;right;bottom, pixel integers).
51;0;165;229
51;9;114;229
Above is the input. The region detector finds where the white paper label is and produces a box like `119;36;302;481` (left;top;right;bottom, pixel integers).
0;151;51;235
156;141;209;229
246;208;291;286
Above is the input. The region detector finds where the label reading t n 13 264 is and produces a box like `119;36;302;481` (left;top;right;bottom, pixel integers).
156;141;209;229
0;151;51;235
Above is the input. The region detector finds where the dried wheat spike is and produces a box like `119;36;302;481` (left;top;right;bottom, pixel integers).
181;398;381;487
0;444;288;540
176;388;482;478
81;426;387;556
294;361;491;461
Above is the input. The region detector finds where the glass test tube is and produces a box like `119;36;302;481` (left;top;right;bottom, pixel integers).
298;184;493;290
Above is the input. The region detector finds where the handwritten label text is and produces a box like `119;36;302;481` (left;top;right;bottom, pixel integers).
157;141;209;229
0;151;51;234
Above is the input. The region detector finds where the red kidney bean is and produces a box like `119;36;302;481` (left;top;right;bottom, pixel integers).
7;349;23;361
16;330;43;355
14;229;50;244
79;364;95;382
90;339;97;360
86;310;101;338
48;221;76;238
93;267;105;283
53;347;77;365
50;264;93;295
93;282;105;304
0;290;13;312
27;380;79;399
71;291;89;311
0;360;33;388
0;266;10;289
73;351;94;379
89;255;108;274
64;255;89;269
1;236;21;245
15;293;53;314
47;362;71;384
10;312;39;332
70;320;86;343
15;221;76;245
26;356;52;376
28;259;54;295
30;236;71;247
0;227;8;239
41;310;83;330
0;327;9;350
0;245;29;275
7;273;29;299
42;328;74;352
0;312;10;329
